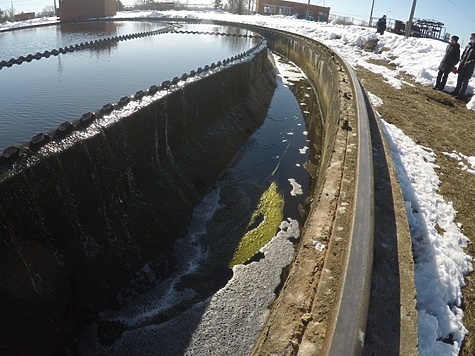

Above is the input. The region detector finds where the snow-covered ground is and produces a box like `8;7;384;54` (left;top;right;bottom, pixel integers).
379;117;472;355
2;10;474;355
0;15;58;31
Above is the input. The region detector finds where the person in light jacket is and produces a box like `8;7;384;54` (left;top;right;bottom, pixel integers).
451;33;475;99
434;35;460;91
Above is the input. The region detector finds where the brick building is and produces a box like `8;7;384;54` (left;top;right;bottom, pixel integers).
14;12;35;22
256;0;330;22
58;0;116;22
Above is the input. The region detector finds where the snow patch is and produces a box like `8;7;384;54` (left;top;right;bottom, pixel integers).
380;118;472;356
288;178;303;196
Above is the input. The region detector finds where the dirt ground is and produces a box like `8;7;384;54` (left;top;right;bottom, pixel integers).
356;64;475;355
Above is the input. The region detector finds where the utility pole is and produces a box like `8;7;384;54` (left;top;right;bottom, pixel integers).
368;0;374;27
405;0;417;38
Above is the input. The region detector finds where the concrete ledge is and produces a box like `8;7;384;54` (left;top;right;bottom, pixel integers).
363;95;418;355
230;24;419;356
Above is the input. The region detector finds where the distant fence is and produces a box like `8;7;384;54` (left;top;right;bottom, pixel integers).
125;3;214;11
328;13;450;41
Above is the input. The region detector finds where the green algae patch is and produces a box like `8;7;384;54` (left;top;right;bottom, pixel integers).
230;182;283;267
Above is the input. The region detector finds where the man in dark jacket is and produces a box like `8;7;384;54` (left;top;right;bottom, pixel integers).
376;15;387;35
451;33;475;99
434;35;460;90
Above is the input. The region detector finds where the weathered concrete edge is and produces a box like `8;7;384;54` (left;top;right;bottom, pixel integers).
226;24;373;355
321;60;375;356
217;24;419;355
236;26;354;355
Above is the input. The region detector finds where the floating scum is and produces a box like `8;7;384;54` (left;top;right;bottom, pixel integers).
3;10;475;355
230;181;283;267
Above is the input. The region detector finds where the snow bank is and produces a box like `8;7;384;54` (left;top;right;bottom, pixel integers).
380;118;472;355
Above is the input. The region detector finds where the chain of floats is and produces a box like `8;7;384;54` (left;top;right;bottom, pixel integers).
0;29;264;166
0;26;172;68
0;27;259;68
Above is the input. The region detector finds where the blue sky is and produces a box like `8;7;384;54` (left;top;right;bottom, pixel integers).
323;0;474;43
2;0;474;44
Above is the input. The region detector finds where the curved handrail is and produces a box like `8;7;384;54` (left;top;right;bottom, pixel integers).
323;59;375;355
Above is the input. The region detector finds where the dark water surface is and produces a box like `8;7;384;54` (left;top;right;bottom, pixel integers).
82;56;322;354
0;22;257;148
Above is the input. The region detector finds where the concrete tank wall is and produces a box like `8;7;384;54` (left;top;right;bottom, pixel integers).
0;46;276;353
252;28;344;196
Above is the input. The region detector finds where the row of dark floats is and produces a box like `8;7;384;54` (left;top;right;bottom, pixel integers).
0;28;257;68
0;26;173;68
0;27;264;168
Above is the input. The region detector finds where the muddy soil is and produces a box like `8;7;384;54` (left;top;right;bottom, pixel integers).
356;65;475;355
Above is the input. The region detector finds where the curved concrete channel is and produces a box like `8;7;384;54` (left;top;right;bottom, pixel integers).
229;23;419;355
0;19;418;354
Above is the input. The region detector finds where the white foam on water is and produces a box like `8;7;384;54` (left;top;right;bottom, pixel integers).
90;219;300;355
99;187;223;326
288;178;303;196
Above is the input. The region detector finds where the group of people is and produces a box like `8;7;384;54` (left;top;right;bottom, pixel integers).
375;13;474;99
434;33;475;99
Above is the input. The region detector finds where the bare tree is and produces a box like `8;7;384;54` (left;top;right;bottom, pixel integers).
228;0;245;14
214;0;223;10
6;6;15;21
116;1;124;11
134;0;154;5
37;5;55;17
133;0;156;10
174;1;188;10
0;8;9;23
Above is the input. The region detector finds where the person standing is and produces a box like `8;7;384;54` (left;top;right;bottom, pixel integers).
376;15;387;35
451;33;475;99
434;35;460;91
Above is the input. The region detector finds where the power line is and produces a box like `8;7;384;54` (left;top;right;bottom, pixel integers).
330;10;368;18
446;0;475;23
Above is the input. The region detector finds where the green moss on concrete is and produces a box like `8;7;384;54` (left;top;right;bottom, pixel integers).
230;181;283;267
